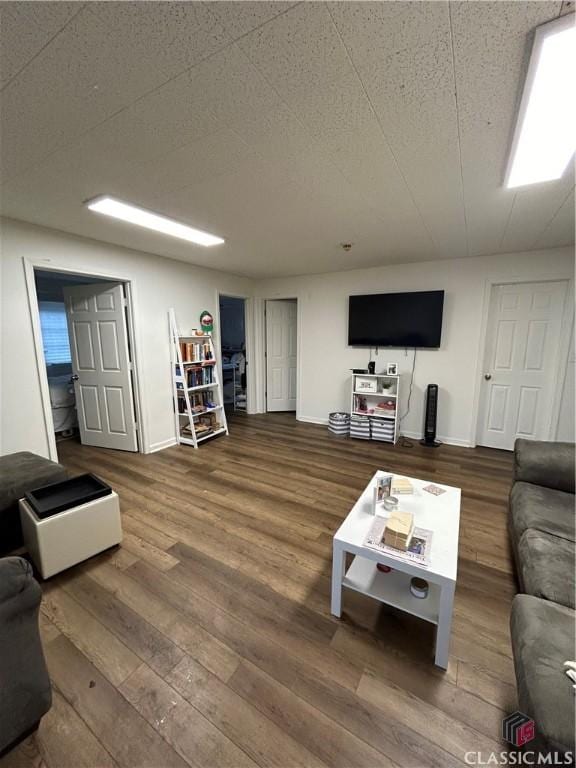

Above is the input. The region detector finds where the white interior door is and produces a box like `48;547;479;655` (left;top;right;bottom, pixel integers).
63;282;138;451
477;281;567;450
266;300;297;412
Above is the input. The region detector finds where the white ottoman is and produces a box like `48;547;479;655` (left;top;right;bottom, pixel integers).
19;492;122;579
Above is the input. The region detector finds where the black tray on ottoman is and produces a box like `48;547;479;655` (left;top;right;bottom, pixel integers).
24;474;112;519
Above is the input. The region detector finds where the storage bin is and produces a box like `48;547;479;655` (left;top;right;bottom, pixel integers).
370;417;395;442
328;412;350;436
350;414;371;439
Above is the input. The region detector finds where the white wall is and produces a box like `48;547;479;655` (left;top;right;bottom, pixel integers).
0;217;252;458
1;216;573;457
255;247;574;446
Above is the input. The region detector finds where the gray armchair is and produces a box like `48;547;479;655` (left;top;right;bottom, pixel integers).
0;557;52;756
0;451;68;554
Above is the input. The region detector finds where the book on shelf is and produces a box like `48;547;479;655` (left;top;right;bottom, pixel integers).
178;390;217;414
182;412;220;436
185;365;214;388
179;340;214;363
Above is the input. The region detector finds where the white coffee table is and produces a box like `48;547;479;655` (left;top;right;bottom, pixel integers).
331;471;461;669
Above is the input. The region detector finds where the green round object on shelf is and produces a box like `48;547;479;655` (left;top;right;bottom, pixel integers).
200;310;213;332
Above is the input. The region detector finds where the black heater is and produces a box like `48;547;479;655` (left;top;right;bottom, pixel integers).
420;384;440;447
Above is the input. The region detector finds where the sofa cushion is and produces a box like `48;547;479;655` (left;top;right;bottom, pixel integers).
510;482;575;548
514;439;575;494
0;452;68;553
518;529;575;609
511;595;575;755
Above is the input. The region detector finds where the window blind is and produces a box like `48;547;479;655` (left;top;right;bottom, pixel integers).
39;301;72;364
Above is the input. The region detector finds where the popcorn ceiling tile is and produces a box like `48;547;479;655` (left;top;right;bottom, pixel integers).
183;44;283;126
450;0;563;256
0;1;78;88
229;103;315;163
534;189;576;249
109;128;261;201
238;3;352;100
208;2;298;39
1;0;572;277
89;2;232;81
329;1;466;257
500;171;575;253
0;8;170;182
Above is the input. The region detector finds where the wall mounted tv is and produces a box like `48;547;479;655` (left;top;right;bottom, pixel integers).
348;290;444;348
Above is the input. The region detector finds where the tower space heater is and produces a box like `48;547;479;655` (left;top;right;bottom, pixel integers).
420;384;440;447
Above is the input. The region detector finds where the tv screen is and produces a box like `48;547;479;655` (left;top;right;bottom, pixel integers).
348;290;444;348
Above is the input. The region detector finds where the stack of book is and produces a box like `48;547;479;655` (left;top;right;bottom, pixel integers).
383;511;414;551
186;366;214;387
183;412;220;438
392;477;414;495
179;341;213;363
177;392;216;413
350;414;370;439
373;399;395;415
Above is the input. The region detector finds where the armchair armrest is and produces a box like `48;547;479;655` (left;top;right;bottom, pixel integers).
0;557;51;754
0;557;35;599
514;439;575;494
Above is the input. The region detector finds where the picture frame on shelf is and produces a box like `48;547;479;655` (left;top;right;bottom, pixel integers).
356;376;378;392
386;363;398;375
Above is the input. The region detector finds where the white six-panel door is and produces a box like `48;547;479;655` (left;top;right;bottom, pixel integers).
477;281;567;450
63;282;138;451
266;300;297;412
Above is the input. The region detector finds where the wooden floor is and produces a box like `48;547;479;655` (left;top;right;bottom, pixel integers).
4;413;518;768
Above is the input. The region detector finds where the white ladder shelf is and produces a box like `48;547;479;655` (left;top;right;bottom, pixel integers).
169;308;229;448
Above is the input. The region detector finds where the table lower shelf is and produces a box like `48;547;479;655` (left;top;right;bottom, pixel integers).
342;555;440;625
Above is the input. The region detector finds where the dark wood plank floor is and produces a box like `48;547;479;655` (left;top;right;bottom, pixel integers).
3;413;518;768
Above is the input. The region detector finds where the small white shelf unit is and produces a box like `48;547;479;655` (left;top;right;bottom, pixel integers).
350;373;400;444
169;308;229;448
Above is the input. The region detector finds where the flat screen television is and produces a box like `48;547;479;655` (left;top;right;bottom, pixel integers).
348;290;444;348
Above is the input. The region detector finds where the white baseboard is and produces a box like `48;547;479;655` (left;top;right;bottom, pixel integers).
146;437;178;454
294;419;473;448
400;430;474;448
297;415;329;425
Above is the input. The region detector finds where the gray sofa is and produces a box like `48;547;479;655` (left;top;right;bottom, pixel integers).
509;439;575;756
0;452;68;553
0;557;52;756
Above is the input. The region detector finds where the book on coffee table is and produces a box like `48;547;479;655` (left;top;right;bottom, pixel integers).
364;516;433;567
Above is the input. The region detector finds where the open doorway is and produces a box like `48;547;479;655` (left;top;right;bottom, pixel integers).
265;299;297;412
31;268;141;457
219;295;247;412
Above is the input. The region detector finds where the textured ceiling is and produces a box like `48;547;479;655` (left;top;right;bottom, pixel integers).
0;1;574;278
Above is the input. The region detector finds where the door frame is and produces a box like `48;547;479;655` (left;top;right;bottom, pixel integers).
214;290;254;414
23;258;147;461
471;275;573;448
257;296;301;417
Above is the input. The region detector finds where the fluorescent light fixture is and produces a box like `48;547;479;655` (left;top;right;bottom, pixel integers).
505;14;576;189
85;196;224;246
